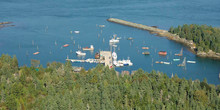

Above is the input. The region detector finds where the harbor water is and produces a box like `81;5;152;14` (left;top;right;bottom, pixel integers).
0;0;220;84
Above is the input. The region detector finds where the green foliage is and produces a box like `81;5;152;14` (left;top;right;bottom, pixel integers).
0;54;219;109
169;24;220;53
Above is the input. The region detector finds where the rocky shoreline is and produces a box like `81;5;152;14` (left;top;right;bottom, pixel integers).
107;18;220;60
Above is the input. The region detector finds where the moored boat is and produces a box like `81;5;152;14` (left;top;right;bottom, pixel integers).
187;61;196;63
142;52;150;55
158;51;167;56
74;31;80;34
33;52;40;55
173;59;180;61
127;37;134;40
163;62;170;65
63;44;69;47
76;51;86;56
142;47;149;49
109;34;119;43
82;45;94;51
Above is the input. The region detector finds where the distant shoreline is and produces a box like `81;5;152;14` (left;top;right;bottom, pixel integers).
107;18;220;60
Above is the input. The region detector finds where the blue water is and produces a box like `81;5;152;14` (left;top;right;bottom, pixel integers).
0;0;220;84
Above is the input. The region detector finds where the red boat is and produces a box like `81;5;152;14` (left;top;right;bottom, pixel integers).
33;52;40;55
63;44;69;47
158;51;167;56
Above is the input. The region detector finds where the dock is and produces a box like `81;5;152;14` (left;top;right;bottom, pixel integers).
66;51;113;67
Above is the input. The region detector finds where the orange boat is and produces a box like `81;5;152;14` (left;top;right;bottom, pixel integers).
158;51;167;56
33;52;40;55
142;47;149;49
63;44;69;47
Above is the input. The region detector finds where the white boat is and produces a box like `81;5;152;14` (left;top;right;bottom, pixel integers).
74;31;80;34
109;34;119;43
76;51;86;56
99;25;105;28
112;52;117;60
173;59;180;61
116;37;121;40
187;61;196;63
163;62;170;65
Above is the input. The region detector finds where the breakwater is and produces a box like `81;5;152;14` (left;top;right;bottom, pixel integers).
107;18;220;60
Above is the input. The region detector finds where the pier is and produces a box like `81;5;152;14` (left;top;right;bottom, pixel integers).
66;51;113;67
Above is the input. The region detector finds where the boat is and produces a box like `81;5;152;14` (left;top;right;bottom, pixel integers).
160;61;164;64
112;52;117;60
33;52;40;55
187;61;196;63
95;53;100;59
127;37;133;40
175;48;183;56
173;59;180;61
142;47;149;49
109;34;119;43
63;44;69;47
163;62;170;65
155;61;159;63
116;37;121;40
158;51;167;56
142;52;150;55
178;57;186;66
76;51;86;56
99;25;105;28
82;45;94;51
74;31;80;34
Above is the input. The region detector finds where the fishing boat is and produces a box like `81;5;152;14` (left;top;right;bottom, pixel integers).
142;52;150;55
33;52;40;55
173;59;180;61
99;25;105;28
175;48;183;56
109;34;119;43
178;57;186;66
63;44;69;47
163;62;170;65
158;51;167;56
76;51;86;56
74;31;80;34
95;53;100;59
82;45;94;51
127;37;134;40
142;47;149;49
187;61;196;63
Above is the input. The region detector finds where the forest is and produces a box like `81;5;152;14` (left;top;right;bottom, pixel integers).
0;54;220;110
169;24;220;53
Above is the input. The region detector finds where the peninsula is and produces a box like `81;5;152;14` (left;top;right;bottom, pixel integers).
107;18;220;60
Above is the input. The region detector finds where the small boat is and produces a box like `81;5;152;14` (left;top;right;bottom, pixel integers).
142;52;150;55
116;37;121;40
187;61;196;63
127;37;134;40
155;61;159;63
33;52;40;55
63;44;69;47
173;59;180;61
95;52;100;59
175;48;183;56
160;61;164;64
99;25;105;28
163;62;170;65
158;51;167;56
109;35;119;43
142;47;149;49
76;51;86;56
178;57;186;66
82;45;94;51
74;31;80;34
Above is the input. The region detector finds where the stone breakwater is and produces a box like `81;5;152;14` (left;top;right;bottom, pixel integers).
107;18;220;60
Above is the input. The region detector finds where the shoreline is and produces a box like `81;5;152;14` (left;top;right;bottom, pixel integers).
107;18;220;60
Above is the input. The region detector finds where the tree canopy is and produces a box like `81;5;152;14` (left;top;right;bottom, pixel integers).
0;54;219;109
